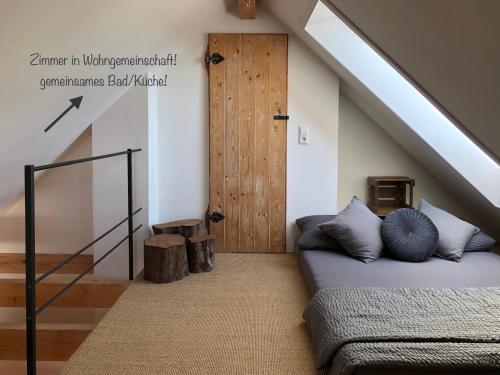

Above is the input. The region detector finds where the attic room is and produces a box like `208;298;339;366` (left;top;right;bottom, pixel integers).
0;0;499;374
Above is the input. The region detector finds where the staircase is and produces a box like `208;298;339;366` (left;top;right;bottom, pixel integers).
0;253;129;374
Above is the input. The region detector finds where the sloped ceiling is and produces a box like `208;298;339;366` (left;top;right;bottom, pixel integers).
0;0;235;212
262;0;499;238
330;0;500;160
2;0;498;236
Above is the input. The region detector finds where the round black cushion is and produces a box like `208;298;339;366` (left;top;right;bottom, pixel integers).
382;208;438;262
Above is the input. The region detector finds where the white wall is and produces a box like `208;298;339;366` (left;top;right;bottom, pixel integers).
338;93;476;222
0;0;241;213
3;0;497;263
342;82;500;240
147;82;159;228
1;0;341;263
286;37;339;248
157;6;340;251
0;127;93;253
92;87;149;278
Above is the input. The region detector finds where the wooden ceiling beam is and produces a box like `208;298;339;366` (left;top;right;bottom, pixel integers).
239;0;256;19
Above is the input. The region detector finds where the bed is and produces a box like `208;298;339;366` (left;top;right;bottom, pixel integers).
296;248;500;295
296;248;500;375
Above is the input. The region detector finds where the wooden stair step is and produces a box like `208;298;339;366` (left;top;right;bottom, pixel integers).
0;360;65;375
0;273;114;282
0;322;92;361
0;276;129;308
0;307;108;324
0;253;93;274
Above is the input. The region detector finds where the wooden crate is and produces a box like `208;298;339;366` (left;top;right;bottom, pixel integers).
367;176;415;217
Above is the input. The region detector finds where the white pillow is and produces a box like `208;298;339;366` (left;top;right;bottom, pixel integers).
419;199;479;261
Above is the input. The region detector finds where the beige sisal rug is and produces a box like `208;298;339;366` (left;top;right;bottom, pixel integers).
62;253;320;375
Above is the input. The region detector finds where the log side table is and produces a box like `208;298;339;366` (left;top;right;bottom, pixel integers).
152;219;202;240
186;234;216;273
144;234;188;283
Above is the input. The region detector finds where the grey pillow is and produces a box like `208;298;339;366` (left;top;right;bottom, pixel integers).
465;231;496;252
319;197;383;263
381;208;438;262
419;199;479;261
295;215;345;252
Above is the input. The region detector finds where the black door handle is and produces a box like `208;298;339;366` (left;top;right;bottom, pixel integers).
273;115;289;120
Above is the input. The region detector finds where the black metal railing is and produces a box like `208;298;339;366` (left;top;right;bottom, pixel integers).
24;148;142;375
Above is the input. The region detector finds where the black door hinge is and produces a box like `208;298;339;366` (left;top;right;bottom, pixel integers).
206;52;225;65
207;211;225;223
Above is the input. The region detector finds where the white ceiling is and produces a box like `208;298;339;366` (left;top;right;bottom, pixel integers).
330;0;500;160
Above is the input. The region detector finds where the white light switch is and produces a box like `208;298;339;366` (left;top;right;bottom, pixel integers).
298;126;310;145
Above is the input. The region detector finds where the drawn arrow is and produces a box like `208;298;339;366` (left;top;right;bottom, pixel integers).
44;96;83;132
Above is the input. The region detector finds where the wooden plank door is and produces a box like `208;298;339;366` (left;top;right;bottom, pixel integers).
208;33;287;253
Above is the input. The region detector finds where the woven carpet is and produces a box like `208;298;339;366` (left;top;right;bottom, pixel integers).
62;253;320;375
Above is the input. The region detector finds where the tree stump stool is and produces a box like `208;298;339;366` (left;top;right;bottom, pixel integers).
144;234;188;283
186;234;216;273
152;219;202;240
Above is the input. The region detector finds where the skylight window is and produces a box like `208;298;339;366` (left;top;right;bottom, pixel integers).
305;1;500;207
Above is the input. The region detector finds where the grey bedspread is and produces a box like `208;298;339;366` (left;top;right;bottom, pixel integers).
303;287;500;374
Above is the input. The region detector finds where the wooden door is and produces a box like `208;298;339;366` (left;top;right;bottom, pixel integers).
208;33;288;253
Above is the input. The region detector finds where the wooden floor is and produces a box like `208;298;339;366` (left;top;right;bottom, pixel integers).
62;253;320;375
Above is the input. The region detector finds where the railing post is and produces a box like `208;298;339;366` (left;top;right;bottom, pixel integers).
127;149;134;280
25;165;36;375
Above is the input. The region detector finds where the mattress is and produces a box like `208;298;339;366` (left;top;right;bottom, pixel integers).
297;249;500;375
296;248;500;296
